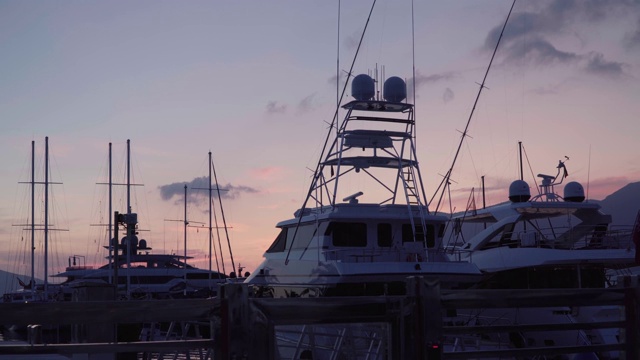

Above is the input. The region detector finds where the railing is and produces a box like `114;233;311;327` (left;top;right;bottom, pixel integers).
0;277;638;359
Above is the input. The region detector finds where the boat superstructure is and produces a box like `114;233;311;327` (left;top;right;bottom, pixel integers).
447;161;636;282
245;74;481;297
53;236;227;299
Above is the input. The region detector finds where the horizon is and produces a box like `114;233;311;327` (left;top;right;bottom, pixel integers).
1;0;639;282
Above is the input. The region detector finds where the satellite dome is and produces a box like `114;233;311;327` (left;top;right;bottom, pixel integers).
138;239;149;249
563;181;585;202
509;180;531;203
352;74;375;101
383;76;406;102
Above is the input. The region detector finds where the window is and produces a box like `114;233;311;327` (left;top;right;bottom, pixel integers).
266;228;287;253
289;224;318;250
402;223;424;242
402;223;436;248
327;222;367;247
378;223;392;247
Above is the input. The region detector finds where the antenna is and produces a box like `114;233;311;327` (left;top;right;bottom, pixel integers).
431;0;517;214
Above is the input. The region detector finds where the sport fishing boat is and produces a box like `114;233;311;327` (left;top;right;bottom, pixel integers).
245;74;482;298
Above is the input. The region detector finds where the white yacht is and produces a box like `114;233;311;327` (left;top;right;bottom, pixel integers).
447;162;637;287
245;74;482;298
52;231;228;300
445;163;638;359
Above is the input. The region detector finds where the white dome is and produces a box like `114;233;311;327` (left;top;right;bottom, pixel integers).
509;180;531;203
352;74;375;101
564;181;585;202
383;76;406;102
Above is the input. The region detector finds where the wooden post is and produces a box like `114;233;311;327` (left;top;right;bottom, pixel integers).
407;276;442;360
217;283;251;359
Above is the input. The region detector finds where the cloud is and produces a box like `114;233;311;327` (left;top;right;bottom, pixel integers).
583;52;625;77
266;101;287;114
502;37;580;66
412;71;456;88
297;93;317;113
249;166;285;181
343;31;361;51
483;1;638;76
158;176;257;204
624;18;640;49
407;71;456;100
442;88;454;103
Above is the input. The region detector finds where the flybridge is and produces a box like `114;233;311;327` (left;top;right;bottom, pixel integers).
306;73;428;210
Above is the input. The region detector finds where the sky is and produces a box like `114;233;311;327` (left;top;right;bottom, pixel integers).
1;0;639;286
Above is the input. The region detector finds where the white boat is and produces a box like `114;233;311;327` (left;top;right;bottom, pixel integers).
52;238;227;300
51;142;230;300
446;161;637;287
245;74;482;299
445;160;638;359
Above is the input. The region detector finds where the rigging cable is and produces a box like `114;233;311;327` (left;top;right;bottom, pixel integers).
431;0;517;215
285;0;378;265
211;156;235;276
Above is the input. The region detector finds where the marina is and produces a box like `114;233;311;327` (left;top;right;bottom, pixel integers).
2;1;640;359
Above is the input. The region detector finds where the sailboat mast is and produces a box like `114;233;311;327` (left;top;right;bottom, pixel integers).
126;139;131;298
30;140;35;293
208;152;213;284
108;142;113;283
183;184;188;295
44;136;49;298
212;159;235;276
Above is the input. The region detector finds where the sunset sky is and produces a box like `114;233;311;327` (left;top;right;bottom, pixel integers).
1;0;639;285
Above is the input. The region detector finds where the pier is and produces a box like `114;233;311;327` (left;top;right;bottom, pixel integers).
0;276;638;359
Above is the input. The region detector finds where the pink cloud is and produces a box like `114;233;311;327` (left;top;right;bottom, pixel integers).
249;166;286;181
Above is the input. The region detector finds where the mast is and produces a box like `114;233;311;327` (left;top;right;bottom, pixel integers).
30;141;35;295
108;142;113;283
211;159;235;276
44;136;49;298
125;139;131;298
183;184;188;296
208;152;213;285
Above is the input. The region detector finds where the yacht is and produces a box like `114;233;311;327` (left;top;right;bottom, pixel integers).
51;143;231;300
245;74;482;298
52;231;228;300
445;162;638;359
446;161;637;288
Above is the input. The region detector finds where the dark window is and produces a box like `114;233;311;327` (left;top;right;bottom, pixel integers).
402;224;424;242
403;223;436;248
266;228;287;253
378;223;392;247
426;224;436;248
328;222;367;247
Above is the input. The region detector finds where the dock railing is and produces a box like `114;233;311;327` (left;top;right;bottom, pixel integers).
0;276;638;359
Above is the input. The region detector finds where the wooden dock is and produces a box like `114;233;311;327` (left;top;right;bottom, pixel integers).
0;276;638;359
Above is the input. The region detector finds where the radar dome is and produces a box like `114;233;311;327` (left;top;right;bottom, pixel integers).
509;180;531;203
352;74;375;101
563;181;585;202
383;76;406;102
